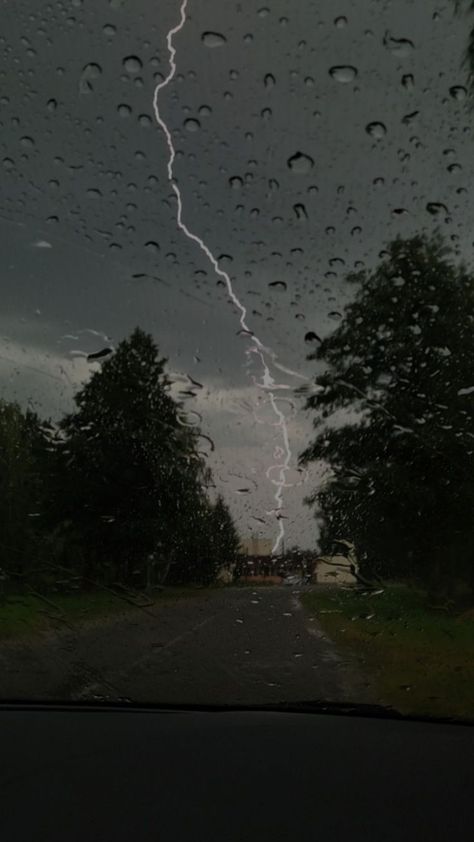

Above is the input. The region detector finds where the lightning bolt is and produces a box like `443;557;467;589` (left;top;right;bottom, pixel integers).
152;0;305;553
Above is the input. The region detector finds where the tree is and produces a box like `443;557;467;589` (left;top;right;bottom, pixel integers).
0;400;51;589
208;494;240;567
166;494;239;586
300;234;474;596
53;328;213;587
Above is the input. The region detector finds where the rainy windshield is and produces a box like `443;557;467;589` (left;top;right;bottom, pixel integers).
0;0;473;722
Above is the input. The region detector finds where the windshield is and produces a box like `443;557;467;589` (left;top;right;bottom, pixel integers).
1;0;473;722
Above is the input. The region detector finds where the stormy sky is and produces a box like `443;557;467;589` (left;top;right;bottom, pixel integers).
1;0;473;549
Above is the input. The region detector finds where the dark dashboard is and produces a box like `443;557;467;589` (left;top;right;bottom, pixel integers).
1;705;473;841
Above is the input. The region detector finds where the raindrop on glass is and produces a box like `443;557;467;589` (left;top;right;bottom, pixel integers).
383;32;415;57
426;201;448;216
329;65;357;83
123;55;142;74
287;151;314;174
449;85;467;101
79;62;102;93
117;103;132;117
293;202;308;220
202;31;227;47
144;241;160;254
366;121;387;139
184;118;200;132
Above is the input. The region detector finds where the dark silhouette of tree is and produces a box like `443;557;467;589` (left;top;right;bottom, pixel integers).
51;328;225;587
300;234;474;597
209;493;240;564
0;400;51;589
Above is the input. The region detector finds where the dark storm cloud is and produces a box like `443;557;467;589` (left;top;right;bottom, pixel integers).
1;0;472;546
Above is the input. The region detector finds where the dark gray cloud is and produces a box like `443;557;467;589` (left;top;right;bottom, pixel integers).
1;0;472;548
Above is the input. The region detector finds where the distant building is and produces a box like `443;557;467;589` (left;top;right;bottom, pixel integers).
311;555;358;585
239;536;273;557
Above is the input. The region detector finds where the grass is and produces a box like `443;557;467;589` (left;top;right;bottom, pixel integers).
302;585;474;722
0;586;206;642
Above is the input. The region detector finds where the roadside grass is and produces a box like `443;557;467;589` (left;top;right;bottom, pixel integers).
302;585;474;721
0;586;207;642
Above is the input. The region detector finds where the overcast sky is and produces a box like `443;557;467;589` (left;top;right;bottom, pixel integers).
1;0;473;549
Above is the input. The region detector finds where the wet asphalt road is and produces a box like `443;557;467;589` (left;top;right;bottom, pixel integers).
0;587;371;705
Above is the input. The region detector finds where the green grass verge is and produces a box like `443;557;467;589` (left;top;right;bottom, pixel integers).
0;586;206;642
302;585;474;721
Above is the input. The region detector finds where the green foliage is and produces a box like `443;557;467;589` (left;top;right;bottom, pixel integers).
0;328;239;592
46;328;238;587
0;400;51;588
301;235;474;594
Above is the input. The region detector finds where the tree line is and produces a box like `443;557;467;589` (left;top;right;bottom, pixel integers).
1;233;473;601
0;328;239;594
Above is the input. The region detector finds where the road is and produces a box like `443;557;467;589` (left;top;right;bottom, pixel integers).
0;586;372;705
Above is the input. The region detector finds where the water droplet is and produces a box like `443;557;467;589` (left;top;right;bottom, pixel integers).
366;121;387;139
103;23;116;37
383;32;415;57
293;202;308;220
287;151;314;174
47;98;57;111
426;201;448;216
117;103;132;117
79;62;102;94
305;331;321;344
202;31;227;47
138;113;152;127
184;118;200;132
229;176;243;189
20;136;34;148
447;162;462;173
401;73;414;89
261;107;272;120
449;85;467;101
334;16;347;28
123;55;142;74
329;65;357;83
144;241;160;254
269;280;287;291
258;6;270;16
177;410;202;428
198;104;212;116
87;188;102;199
264;72;275;88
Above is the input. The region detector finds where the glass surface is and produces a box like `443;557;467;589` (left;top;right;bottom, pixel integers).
0;0;473;721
